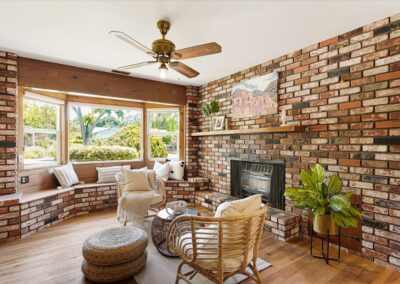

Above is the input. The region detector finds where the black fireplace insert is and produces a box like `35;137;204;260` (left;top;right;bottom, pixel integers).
230;159;285;210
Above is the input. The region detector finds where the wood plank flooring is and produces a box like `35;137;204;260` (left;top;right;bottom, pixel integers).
0;208;399;284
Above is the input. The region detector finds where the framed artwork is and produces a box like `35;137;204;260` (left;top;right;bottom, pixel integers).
232;71;278;118
212;116;225;131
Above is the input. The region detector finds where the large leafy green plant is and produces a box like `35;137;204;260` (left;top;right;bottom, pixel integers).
285;164;361;228
201;101;219;117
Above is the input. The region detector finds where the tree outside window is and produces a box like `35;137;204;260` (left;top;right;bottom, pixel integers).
68;105;143;162
148;109;179;160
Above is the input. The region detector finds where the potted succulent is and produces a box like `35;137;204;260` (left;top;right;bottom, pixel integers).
285;164;361;235
201;101;220;131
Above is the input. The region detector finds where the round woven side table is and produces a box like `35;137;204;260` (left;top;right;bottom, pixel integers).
151;207;199;257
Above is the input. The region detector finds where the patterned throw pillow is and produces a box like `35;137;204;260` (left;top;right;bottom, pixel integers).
51;163;79;188
168;160;185;180
96;165;130;183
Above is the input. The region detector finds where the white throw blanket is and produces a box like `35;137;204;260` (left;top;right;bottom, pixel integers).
117;191;155;227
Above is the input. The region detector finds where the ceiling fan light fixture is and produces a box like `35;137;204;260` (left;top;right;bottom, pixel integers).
159;63;168;79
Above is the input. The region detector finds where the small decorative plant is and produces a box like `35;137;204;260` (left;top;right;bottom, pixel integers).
201;101;220;131
285;164;361;235
201;101;219;117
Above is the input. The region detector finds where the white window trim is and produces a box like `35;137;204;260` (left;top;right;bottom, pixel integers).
147;108;180;161
68;102;144;163
23;96;62;169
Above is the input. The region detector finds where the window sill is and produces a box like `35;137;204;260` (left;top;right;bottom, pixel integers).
22;162;60;171
70;159;144;165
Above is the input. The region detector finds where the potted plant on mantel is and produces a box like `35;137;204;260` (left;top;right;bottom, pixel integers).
285;164;361;235
201;100;220;131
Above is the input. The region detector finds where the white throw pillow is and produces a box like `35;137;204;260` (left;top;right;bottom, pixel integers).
169;160;185;180
153;161;170;182
52;163;79;188
123;168;152;192
96;165;130;183
214;194;263;217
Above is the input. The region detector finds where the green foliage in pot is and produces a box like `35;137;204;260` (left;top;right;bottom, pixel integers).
284;164;361;228
201;101;219;117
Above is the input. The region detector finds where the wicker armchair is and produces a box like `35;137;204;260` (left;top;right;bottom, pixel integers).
115;171;166;226
166;205;267;284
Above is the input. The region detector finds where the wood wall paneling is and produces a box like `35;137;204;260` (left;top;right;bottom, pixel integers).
18;57;187;105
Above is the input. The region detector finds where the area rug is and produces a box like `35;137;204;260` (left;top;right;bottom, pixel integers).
183;257;271;284
134;220;271;284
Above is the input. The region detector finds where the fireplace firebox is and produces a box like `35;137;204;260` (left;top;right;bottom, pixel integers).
230;159;285;210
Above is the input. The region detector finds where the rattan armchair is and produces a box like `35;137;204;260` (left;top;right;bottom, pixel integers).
115;171;166;226
166;205;267;284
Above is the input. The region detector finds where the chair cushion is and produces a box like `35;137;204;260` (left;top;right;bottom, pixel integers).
97;165;130;183
214;194;263;217
51;163;79;187
123;191;162;206
153;161;170;181
123;168;151;192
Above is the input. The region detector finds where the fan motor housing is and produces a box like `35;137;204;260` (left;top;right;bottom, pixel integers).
152;39;175;55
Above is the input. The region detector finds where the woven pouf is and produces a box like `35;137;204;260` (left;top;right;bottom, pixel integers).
82;226;148;283
82;251;147;283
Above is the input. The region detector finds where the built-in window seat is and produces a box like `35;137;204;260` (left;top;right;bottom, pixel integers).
0;182;118;242
164;177;209;203
0;177;210;243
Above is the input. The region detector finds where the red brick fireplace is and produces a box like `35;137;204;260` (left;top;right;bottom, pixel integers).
186;13;400;270
0;11;399;272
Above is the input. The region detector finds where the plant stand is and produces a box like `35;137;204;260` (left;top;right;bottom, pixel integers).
310;227;341;264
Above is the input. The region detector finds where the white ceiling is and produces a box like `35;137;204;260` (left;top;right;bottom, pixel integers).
1;1;399;86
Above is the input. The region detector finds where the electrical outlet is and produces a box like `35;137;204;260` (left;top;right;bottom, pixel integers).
21;176;29;184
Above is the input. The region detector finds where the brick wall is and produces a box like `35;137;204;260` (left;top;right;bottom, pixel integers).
0;52;17;195
185;86;200;177
165;177;209;203
189;13;400;270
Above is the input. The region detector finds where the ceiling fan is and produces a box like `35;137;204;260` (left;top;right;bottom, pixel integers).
110;20;221;79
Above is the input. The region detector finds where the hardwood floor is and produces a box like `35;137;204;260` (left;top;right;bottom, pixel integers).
0;208;399;284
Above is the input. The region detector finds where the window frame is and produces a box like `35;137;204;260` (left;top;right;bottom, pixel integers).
22;92;64;169
67;102;145;164
147;107;180;161
18;87;185;172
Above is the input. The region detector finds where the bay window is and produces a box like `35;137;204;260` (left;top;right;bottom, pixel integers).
68;104;143;162
20;88;182;169
23;93;62;168
147;109;180;160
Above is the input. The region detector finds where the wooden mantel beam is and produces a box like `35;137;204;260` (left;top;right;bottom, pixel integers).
18;57;187;105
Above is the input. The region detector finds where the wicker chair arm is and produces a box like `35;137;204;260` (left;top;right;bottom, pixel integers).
115;173;126;199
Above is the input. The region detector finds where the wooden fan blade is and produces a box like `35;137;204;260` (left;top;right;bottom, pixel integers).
117;61;157;70
172;42;221;60
109;31;157;57
169;61;199;78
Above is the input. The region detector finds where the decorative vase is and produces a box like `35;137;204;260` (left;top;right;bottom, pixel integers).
313;214;339;235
